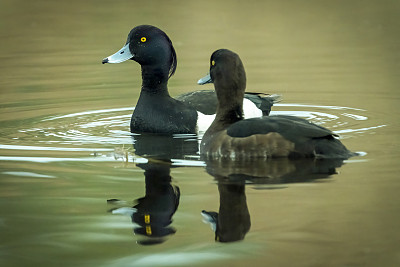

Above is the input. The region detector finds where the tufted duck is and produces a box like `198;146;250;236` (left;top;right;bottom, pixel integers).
102;25;279;134
199;49;357;159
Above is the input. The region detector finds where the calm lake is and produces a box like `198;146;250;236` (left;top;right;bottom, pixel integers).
1;0;399;266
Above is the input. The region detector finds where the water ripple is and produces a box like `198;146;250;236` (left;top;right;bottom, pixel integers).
13;104;385;146
0;104;383;163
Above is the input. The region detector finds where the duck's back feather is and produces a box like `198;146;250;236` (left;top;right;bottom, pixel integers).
227;116;335;140
175;90;218;115
222;115;354;159
176;90;279;116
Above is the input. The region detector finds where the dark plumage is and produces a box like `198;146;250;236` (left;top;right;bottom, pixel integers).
200;49;356;159
102;25;278;134
176;90;278;116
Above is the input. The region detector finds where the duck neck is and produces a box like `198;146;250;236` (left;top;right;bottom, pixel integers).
140;64;170;95
213;84;245;129
208;103;244;133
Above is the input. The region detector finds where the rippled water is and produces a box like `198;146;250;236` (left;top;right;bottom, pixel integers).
1;0;400;266
6;104;378;142
1;103;377;164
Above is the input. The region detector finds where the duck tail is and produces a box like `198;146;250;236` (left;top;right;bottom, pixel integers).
244;93;282;116
313;137;358;159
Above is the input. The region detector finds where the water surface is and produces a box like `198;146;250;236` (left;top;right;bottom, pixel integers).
1;0;399;266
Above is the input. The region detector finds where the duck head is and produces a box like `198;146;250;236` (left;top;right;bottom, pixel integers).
201;49;247;116
102;25;177;79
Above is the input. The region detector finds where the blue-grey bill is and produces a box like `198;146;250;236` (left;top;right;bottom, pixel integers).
102;43;133;64
197;73;212;85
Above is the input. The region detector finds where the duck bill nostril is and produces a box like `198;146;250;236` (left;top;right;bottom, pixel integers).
102;43;133;64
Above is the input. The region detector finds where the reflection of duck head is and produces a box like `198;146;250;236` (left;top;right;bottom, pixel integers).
109;160;180;245
110;133;201;245
126;134;199;244
131;161;180;245
202;179;250;243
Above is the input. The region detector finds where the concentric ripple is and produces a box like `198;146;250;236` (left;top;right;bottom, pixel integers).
1;104;383;164
19;107;134;145
271;103;386;138
18;104;385;145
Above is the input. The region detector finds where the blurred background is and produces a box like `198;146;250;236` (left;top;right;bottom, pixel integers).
1;0;399;116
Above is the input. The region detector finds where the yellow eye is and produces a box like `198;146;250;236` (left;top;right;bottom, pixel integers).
140;37;147;42
211;60;215;66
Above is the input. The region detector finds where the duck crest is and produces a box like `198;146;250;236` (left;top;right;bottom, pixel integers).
166;35;177;78
141;25;177;78
146;26;177;78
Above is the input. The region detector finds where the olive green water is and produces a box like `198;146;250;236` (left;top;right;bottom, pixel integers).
1;0;399;266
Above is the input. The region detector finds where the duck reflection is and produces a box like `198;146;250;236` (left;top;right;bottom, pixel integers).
132;133;199;160
202;158;346;242
108;134;198;245
202;179;250;242
140;161;179;244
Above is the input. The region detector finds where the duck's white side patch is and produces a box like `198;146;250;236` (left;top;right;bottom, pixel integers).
196;111;215;134
243;98;262;119
197;99;262;134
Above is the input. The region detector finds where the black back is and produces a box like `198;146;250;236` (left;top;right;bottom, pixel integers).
176;90;278;116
